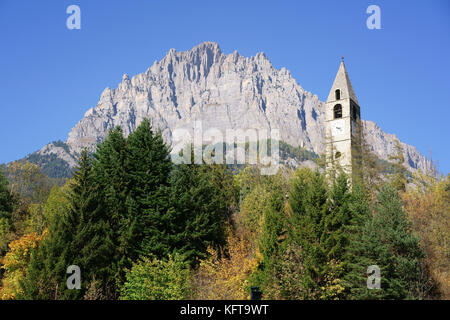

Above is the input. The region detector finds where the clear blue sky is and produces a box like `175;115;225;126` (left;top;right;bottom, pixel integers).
0;0;449;174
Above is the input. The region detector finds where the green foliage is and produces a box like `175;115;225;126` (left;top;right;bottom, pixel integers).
236;184;270;240
25;153;72;179
126;119;173;260
351;121;383;205
19;119;226;299
19;149;103;299
252;186;286;298
404;172;450;298
285;168;329;299
119;254;191;300
90;126;133;289
7;161;52;206
345;184;426;299
323;173;351;261
51;140;71;154
278;141;319;163
23;184;71;235
278;170;354;300
0;167;14;222
0;167;15;255
23;140;73;179
168;162;231;266
388;139;408;192
3;117;436;301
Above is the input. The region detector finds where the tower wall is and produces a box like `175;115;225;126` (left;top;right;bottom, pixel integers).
324;60;360;178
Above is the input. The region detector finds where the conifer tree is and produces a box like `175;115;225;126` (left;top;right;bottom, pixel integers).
323;173;351;261
0;166;13;222
126;119;173;259
286;168;328;299
388;139;408;193
168;161;229;266
351;120;383;205
345;184;425;299
342;183;372;297
89;126;133;292
20;149;102;299
71;149;117;298
0;166;14;256
254;187;286;298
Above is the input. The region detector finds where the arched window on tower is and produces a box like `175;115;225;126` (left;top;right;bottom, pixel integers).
335;89;341;100
334;104;342;119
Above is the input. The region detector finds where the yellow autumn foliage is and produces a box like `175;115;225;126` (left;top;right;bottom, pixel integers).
192;234;260;300
403;172;450;298
0;230;47;300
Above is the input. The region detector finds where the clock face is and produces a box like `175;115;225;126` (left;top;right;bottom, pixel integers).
332;119;345;136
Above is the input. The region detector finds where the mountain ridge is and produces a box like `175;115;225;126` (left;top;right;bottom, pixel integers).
20;42;435;177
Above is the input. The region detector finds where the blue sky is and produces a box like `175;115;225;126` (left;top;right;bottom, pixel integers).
0;0;449;174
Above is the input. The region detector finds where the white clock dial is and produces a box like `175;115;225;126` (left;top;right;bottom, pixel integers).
332;119;345;136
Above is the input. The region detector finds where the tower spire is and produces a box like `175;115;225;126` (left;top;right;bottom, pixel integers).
327;58;358;104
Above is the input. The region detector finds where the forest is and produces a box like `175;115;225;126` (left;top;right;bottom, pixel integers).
0;118;448;300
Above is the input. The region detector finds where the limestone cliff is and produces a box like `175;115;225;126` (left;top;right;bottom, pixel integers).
28;42;435;176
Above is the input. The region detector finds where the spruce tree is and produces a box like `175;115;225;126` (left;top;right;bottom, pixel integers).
71;150;117;298
254;187;286;298
168;162;229;266
0;166;14;257
0;166;13;222
342;183;372;298
90;126;131;292
345;184;425;299
287;168;328;299
351;121;383;205
388;139;408;193
21;120;188;299
20;149;102;299
323;173;351;261
126;119;172;259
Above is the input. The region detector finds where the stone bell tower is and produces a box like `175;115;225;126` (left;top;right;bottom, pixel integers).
325;58;361;176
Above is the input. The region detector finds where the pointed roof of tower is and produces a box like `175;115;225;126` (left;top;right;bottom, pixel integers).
327;58;359;104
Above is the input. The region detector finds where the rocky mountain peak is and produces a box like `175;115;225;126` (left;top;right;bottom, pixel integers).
30;42;435;176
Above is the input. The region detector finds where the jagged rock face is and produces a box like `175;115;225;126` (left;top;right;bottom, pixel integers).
362;121;434;172
37;143;77;168
61;42;433;173
67;42;325;156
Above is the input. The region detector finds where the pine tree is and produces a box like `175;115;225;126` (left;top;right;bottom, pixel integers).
20;149;102;299
126;119;173;259
323;173;351;261
351;120;383;205
0;166;13;222
21;120;189;299
286;168;328;299
320;173;352;299
342;183;372;297
345;184;426;299
71;150;117;298
253;187;286;298
89;127;132;293
388;139;408;193
168;161;229;266
0;166;14;255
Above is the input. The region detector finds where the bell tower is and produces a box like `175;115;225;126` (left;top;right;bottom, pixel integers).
325;58;361;176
